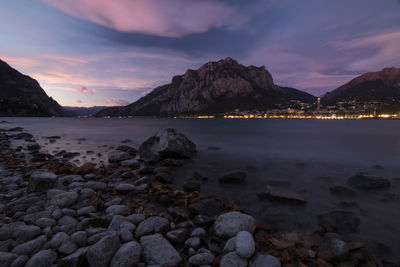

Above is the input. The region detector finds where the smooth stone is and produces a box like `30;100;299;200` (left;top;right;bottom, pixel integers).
108;151;134;163
58;247;89;266
85;181;107;191
48;232;69;249
110;241;141;267
105;205;126;215
189;198;221;217
10;255;29;267
50;191;78;208
188;251;215;265
77;206;96;216
116;183;136;193
126;214;145;224
46;189;66;199
140;234;182;266
36;218;56;228
58;237;78;254
13;224;42;242
71;231;87;247
213;211;257;238
24;250;57;267
28;171;57;192
79;188;96;200
235;231;255;258
218;171;247;184
224;237;236;252
11;235;47;255
250;254;281;267
184;237;201;249
135;216;169;237
0;252;18;266
86;232;121;267
166;229;189;244
257;188;306;204
191;227;207;237
120;159;140;168
220;251;248;267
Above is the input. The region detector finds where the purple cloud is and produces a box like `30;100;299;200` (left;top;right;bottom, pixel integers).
75;86;94;94
102;98;130;106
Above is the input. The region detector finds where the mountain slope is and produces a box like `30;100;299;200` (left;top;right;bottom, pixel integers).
0;59;65;117
322;67;400;105
95;58;316;117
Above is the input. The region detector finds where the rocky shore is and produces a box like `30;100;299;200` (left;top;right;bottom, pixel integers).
0;126;397;266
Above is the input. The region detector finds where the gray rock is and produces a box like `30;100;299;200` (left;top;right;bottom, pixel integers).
347;173;391;190
250;254;281;267
105;205;126;215
104;198;122;208
220;251;248;267
11;235;47;255
120;159;140;168
108;151;134;163
116;183;136;193
213;211;257;238
47;189;66;199
25;250;57;267
318;238;349;262
0;222;41;243
235;231;255;258
140;234;182;266
257;188;306;204
191;227;207;237
110;241;141;267
86;232;121;267
108;215;132;231
188;250;215;266
224;237;236;252
126;214;146;224
184;237;201;249
79;188;96;200
10;255;29;267
58;237;78;254
85;181;107;191
71;231;87;247
166;229;189;244
50;191;78;208
36;218;56;228
77;206;95;216
28;171;57;192
218;171;247;184
0;252;18;267
120;227;134;243
135;216;169;237
48;232;69;249
58;246;89;266
139;128;196;160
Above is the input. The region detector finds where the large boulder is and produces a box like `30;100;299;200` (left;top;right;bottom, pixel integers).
213;211;257;238
27;171;57;192
108;151;134;163
25;250;57;267
139;128;196;159
140;234;182;266
347;173;391;190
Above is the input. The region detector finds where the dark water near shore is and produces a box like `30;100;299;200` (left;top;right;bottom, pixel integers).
3;117;400;260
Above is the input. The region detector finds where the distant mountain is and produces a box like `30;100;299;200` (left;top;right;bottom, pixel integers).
0;59;65;117
62;106;110;117
322;67;400;105
95;58;316;117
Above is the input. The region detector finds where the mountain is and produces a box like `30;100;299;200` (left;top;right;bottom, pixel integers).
62;106;110;117
322;67;400;105
0;59;65;116
95;58;316;117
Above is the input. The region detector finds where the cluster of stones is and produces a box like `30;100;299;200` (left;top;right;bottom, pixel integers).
0;128;393;266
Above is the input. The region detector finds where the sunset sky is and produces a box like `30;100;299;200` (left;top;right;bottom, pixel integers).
1;0;399;107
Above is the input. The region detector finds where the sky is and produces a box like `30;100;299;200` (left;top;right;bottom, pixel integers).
1;0;400;107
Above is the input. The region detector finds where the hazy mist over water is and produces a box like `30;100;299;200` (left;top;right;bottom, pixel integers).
4;117;400;260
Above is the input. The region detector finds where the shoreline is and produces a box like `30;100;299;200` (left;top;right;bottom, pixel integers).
0;126;397;266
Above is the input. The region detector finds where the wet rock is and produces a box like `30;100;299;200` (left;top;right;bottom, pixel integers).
110;241;141;267
250;253;281;267
191;227;207;237
318;238;349;262
10;255;29;267
116;145;138;156
58;237;78;254
258;187;306;204
116;183;135;193
139;128;196;160
50;191;78;208
140;233;182;266
11;235;47;255
126;214;146;225
86;232;120;267
183;180;201;192
48;232;69;249
194;215;215;226
135;216;169;237
318;211;361;236
27;143;40;151
105;205;126;215
188;249;215;266
71;231;87;247
185;237;201;249
330;186;357;196
220;251;248;267
189;198;221;217
166;229;189;244
168;206;190;220
235;231;255;258
218;171;247;184
347;173;391;190
77;206;95;216
24;250;57;267
108;151;134;163
36;218;56;228
0;223;42;243
28;171;57;192
120;159;140;168
213;211;257;238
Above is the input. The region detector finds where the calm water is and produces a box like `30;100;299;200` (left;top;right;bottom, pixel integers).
3;117;400;260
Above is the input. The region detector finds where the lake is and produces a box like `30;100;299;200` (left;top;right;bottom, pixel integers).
3;117;400;260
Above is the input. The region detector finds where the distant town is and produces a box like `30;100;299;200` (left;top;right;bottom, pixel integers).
174;98;400;119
